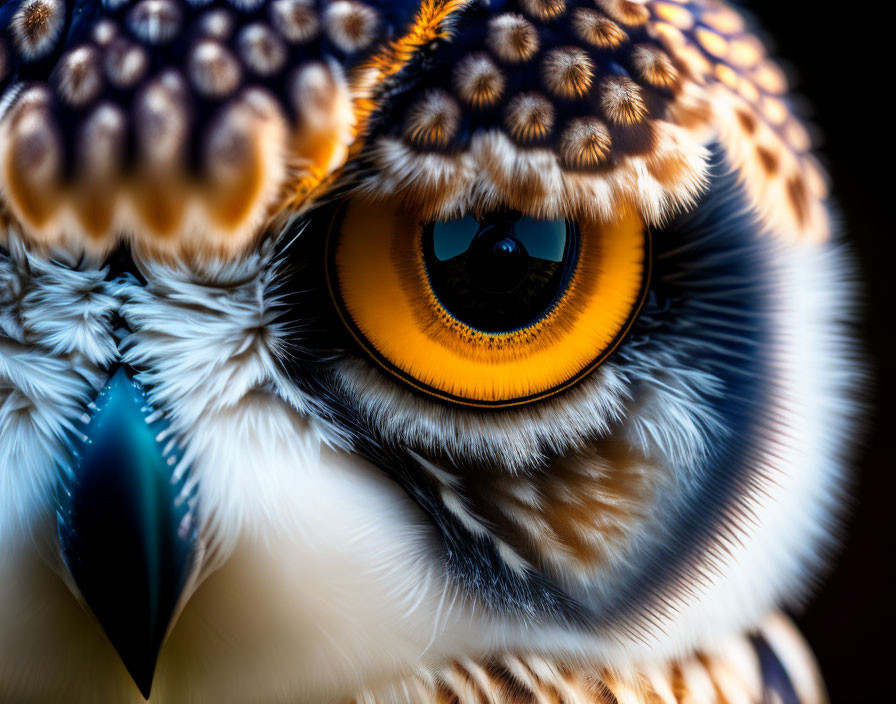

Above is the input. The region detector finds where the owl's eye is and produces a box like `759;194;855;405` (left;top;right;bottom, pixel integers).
326;197;649;407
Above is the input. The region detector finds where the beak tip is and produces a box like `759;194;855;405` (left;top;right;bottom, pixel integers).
113;640;159;702
135;675;154;702
137;680;153;702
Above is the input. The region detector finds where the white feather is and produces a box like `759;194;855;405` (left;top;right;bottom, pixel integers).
0;210;859;701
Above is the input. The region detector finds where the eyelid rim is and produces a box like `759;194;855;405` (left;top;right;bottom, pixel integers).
324;204;653;409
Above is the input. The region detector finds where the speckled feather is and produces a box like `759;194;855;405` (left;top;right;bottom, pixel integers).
0;0;426;255
0;0;828;251
644;0;829;241
0;2;858;703
352;613;825;704
357;0;709;224
353;0;827;241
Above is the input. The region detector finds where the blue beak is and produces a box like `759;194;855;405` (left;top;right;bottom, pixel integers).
56;367;198;700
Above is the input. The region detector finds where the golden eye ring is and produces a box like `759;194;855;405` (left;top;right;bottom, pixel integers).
325;196;651;408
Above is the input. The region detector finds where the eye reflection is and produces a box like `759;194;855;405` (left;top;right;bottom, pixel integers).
423;213;578;333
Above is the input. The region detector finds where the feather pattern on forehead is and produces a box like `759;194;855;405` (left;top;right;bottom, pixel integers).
0;0;442;258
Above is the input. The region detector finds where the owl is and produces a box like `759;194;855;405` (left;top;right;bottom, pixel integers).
0;1;859;702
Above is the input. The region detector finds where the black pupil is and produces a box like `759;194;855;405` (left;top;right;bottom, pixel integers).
423;212;578;332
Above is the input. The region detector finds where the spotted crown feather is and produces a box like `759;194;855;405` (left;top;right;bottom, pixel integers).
0;0;435;257
0;0;829;258
358;0;710;225
357;0;828;240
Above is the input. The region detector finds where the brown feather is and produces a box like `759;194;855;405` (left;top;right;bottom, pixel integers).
351;613;827;704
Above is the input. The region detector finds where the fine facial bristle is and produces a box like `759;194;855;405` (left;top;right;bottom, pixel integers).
594;0;650;27
269;0;320;44
127;0;184;45
571;8;627;48
600;76;647;124
403;90;461;148
542;47;594;98
454;53;505;108
238;24;288;76
519;0;566;22
504;92;555;142
487;14;540;64
558;117;612;168
10;0;66;60
189;40;242;97
323;0;380;53
631;45;679;88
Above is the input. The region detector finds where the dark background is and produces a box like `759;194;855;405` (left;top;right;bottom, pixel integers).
742;2;891;701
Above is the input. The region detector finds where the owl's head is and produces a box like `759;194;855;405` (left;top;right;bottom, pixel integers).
0;1;858;701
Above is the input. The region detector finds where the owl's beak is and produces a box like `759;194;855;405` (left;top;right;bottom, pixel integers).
56;368;198;700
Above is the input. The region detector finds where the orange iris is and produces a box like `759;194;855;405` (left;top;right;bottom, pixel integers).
326;196;649;407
